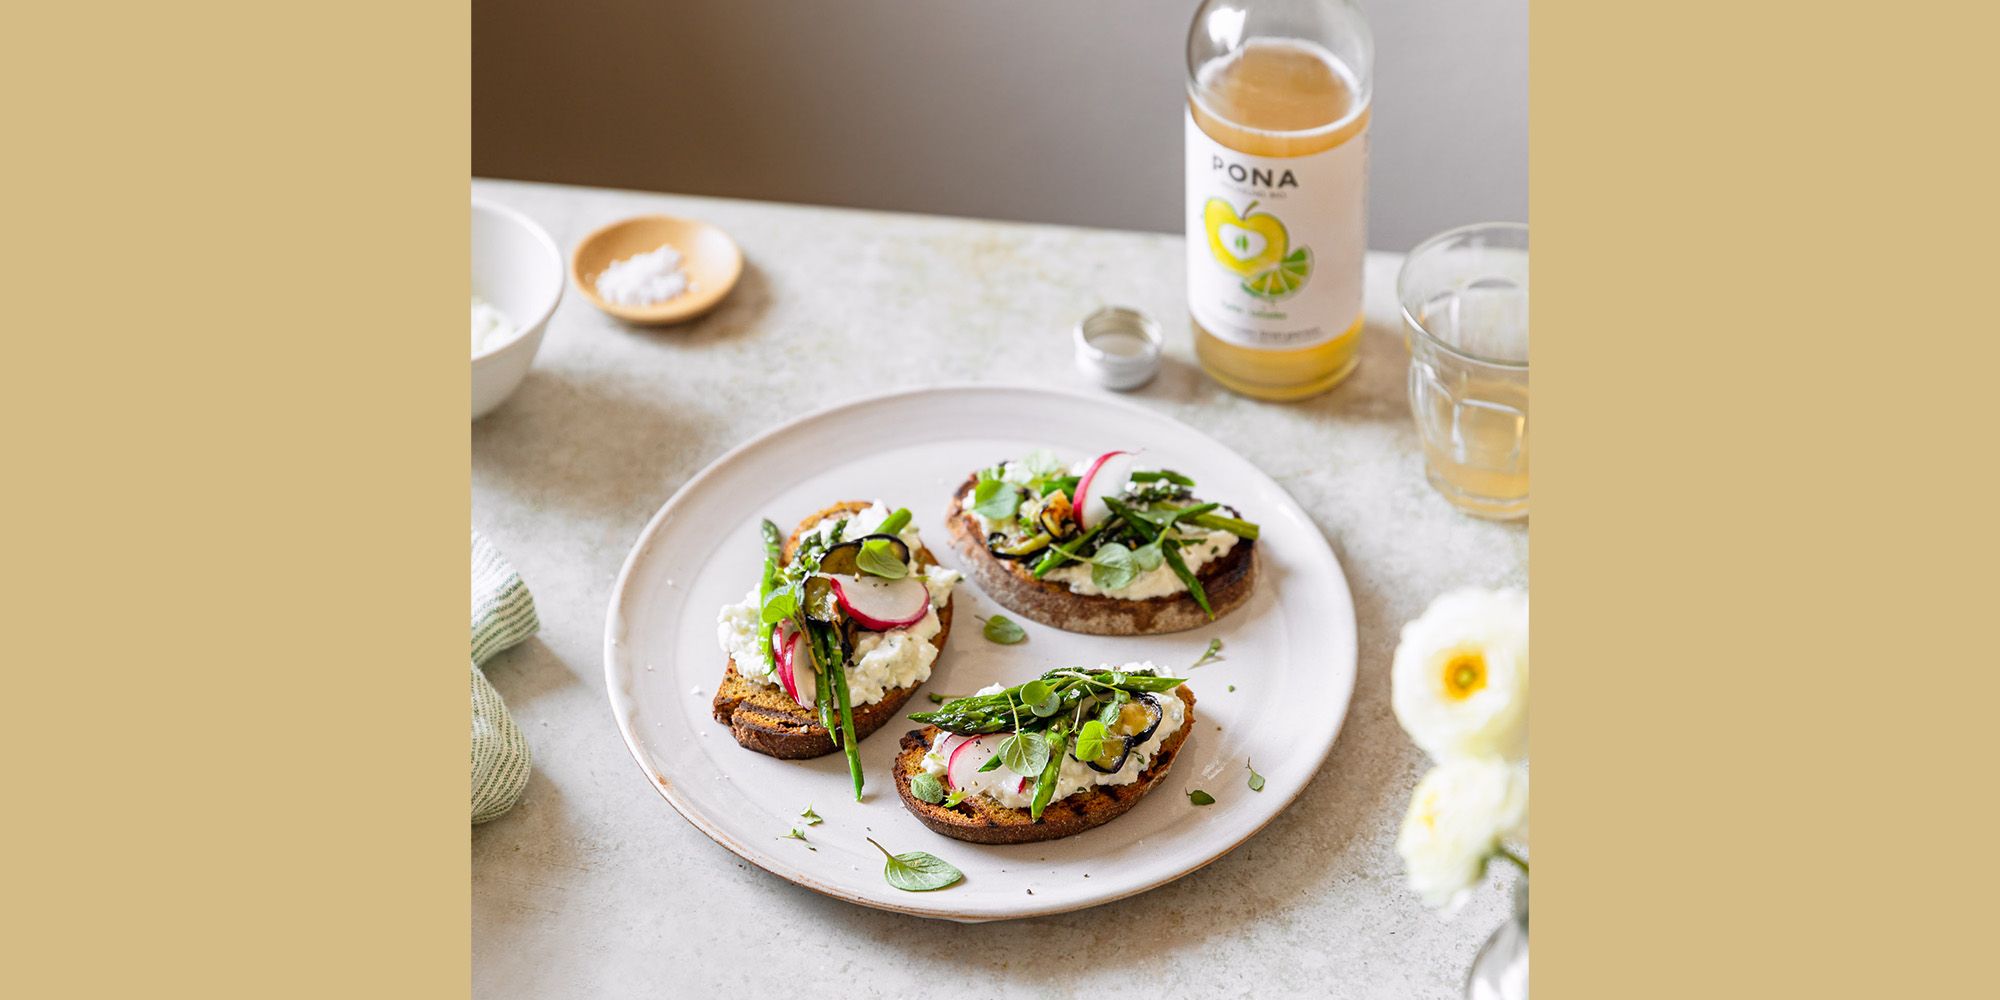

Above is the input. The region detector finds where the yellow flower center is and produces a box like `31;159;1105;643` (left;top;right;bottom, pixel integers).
1441;649;1487;701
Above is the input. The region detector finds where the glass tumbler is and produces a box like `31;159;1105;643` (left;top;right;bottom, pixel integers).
1398;223;1529;519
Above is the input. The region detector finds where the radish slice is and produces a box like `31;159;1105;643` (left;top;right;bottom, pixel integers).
827;574;930;630
1073;450;1135;530
945;734;1002;790
772;624;814;707
942;733;1036;796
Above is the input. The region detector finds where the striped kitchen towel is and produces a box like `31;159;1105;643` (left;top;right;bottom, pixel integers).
471;530;539;824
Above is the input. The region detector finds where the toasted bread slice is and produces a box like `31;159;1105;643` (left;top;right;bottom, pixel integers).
891;684;1196;844
945;474;1256;635
710;501;955;759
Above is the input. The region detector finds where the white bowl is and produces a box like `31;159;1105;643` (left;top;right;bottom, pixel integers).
471;198;564;420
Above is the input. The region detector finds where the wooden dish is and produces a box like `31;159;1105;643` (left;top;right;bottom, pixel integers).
571;214;742;325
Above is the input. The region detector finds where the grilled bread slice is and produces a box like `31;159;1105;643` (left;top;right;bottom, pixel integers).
945;474;1255;636
710;501;955;759
891;685;1196;844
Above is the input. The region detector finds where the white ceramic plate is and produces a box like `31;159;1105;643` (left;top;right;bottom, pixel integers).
605;386;1356;920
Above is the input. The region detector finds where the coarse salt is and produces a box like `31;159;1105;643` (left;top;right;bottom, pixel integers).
596;244;693;306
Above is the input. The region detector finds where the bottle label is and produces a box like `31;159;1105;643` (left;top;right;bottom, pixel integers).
1185;109;1367;350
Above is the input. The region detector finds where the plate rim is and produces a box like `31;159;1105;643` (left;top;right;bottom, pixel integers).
602;384;1357;920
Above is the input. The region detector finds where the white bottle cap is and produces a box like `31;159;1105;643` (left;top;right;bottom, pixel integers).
1074;306;1163;391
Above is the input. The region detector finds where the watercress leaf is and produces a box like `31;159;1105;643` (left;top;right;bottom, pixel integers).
856;538;909;579
1089;543;1138;591
982;614;1026;644
972;478;1022;521
1191;637;1225;668
875;843;965;892
1246;761;1266;792
1000;730;1051;777
800;805;822;826
758;587;797;625
1020;680;1060;717
1096;694;1127;728
1187;789;1216;806
910;771;946;804
1132;540;1165;573
1075;720;1109;762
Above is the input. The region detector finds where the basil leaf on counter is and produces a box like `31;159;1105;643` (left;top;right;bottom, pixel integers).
856;538;909;579
981;614;1026;644
911;771;946;804
869;838;964;892
1246;761;1266;792
1187;789;1216;806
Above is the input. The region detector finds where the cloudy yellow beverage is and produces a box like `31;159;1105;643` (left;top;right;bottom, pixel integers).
1186;2;1373;400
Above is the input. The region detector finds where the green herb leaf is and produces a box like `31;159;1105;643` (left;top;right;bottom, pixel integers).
941;789;969;808
1020;679;1060;717
999;730;1051;777
780;828;814;849
800;805;822;826
982;614;1026;644
977;753;1005;773
910;771;946;804
1074;719;1110;762
1227;684;1236;692
1246;761;1266;792
1024;449;1062;477
869;838;965;892
856;538;909;579
1131;540;1165;572
972;477;1022;521
1089;542;1139;590
758;587;797;625
1187;789;1216;806
1191;637;1225;669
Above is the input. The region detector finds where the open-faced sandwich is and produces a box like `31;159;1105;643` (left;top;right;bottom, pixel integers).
892;664;1194;844
712;501;960;797
946;450;1260;634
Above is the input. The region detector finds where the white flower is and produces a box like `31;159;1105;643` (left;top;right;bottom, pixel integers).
1397;758;1529;908
1392;588;1528;762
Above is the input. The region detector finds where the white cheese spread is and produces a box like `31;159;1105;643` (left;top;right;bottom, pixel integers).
714;502;960;707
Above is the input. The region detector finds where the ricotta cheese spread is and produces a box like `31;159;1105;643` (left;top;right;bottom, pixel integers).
714;502;960;707
919;667;1188;810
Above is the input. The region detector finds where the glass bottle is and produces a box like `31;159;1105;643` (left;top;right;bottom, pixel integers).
1185;0;1373;400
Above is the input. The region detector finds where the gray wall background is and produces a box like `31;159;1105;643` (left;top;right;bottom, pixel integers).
473;0;1524;250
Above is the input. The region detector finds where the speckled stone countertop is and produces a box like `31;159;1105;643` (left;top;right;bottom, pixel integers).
471;178;1527;999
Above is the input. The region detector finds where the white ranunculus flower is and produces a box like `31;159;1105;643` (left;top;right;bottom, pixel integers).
1392;588;1528;762
1397;758;1529;908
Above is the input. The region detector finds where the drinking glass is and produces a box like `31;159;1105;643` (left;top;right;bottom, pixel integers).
1398;223;1529;519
